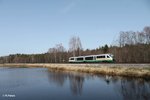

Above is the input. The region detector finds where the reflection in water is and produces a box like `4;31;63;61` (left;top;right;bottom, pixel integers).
47;69;150;99
69;75;84;95
104;75;112;85
97;75;150;100
119;78;150;100
47;70;85;95
47;70;67;86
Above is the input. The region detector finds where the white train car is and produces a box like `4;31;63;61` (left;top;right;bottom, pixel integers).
69;54;115;63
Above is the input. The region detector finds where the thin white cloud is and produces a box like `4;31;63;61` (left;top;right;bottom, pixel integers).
60;0;83;14
61;1;76;14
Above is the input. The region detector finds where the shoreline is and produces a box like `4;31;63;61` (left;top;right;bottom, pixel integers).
0;63;150;79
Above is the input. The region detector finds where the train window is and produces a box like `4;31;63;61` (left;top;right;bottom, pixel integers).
97;56;105;58
85;56;93;60
70;58;74;60
107;56;110;58
77;57;83;61
97;56;100;58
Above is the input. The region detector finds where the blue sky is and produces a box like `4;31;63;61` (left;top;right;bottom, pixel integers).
0;0;150;56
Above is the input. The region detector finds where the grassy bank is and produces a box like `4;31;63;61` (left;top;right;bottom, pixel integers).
0;63;150;78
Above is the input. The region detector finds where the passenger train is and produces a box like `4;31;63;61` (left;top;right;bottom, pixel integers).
69;54;115;63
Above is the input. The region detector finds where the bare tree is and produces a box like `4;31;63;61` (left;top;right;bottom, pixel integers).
48;47;57;63
69;36;83;57
55;43;65;63
137;31;145;44
76;37;82;56
118;31;126;47
48;43;66;63
143;26;150;44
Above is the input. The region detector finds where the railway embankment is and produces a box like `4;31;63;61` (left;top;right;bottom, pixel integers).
0;63;150;78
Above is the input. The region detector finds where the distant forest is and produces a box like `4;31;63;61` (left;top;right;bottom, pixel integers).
0;26;150;63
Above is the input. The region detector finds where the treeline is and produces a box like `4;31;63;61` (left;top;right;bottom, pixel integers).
111;26;150;63
0;26;150;63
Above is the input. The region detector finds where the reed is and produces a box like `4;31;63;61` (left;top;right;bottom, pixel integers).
0;63;150;78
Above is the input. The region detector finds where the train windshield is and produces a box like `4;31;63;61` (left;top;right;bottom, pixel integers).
107;56;110;58
109;54;114;58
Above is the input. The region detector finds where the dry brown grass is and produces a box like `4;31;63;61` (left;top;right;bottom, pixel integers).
0;63;150;78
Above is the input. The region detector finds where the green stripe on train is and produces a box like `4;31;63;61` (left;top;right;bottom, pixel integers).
73;60;114;63
84;60;114;63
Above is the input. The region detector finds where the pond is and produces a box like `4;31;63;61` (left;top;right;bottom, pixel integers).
0;67;150;100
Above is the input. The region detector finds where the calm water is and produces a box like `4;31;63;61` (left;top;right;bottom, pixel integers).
0;67;150;100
